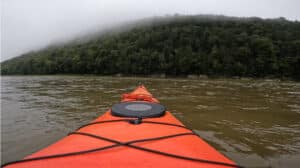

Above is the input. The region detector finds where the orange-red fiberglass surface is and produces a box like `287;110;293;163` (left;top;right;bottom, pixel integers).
4;85;238;168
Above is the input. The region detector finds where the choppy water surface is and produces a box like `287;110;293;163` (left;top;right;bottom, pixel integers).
1;76;300;167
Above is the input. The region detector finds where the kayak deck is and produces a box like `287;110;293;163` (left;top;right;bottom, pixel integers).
4;85;238;168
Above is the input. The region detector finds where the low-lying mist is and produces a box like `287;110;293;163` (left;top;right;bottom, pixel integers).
2;0;300;61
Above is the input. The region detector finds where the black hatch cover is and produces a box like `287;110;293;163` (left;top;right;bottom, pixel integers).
111;102;166;118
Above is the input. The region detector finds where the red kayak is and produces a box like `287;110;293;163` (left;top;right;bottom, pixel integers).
3;85;240;168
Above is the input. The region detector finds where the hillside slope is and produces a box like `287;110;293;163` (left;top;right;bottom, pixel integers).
1;15;300;79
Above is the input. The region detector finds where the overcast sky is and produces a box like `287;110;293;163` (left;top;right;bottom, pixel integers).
1;0;300;61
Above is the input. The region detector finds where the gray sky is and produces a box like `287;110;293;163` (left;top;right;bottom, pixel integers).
1;0;300;61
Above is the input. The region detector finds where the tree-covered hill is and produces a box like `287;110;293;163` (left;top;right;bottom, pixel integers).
1;15;300;79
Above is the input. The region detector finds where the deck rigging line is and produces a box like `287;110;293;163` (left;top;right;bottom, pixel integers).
2;118;244;168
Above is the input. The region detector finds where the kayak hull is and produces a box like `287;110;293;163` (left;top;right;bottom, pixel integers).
5;86;236;168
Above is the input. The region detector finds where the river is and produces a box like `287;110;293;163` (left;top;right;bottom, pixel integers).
1;76;300;167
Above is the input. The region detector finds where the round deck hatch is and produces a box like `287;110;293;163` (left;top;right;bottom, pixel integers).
111;102;166;118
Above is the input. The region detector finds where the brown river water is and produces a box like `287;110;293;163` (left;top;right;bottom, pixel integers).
1;76;300;167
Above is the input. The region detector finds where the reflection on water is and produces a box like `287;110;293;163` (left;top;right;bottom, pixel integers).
1;76;300;167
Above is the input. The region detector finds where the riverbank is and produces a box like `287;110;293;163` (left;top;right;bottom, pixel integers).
1;73;298;82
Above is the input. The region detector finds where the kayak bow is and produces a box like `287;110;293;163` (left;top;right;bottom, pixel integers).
3;85;240;168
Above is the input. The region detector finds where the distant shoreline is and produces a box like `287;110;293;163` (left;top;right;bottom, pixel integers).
1;74;297;82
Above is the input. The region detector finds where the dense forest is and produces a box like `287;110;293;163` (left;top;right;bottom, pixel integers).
1;15;300;79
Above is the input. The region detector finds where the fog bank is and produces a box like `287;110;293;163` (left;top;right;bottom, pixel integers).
1;0;300;61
